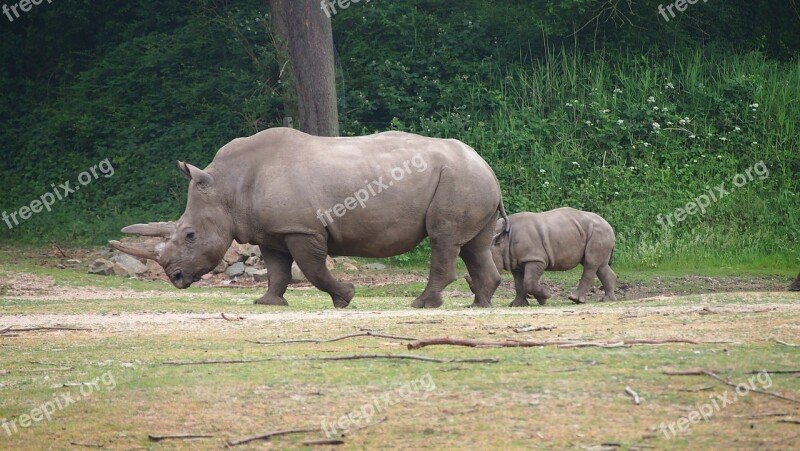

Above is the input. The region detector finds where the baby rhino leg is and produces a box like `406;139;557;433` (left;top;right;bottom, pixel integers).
523;261;549;305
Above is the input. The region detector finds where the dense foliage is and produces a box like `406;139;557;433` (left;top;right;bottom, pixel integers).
1;0;797;268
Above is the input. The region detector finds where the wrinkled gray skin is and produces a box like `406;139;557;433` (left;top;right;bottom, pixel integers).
466;208;616;306
110;127;507;308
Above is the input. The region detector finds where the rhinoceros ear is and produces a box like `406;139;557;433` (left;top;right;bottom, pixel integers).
178;161;214;186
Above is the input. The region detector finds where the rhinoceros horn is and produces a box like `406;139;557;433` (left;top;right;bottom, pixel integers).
120;222;177;237
108;239;162;261
108;222;176;261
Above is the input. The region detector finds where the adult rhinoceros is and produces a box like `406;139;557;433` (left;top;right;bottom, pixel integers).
110;127;508;308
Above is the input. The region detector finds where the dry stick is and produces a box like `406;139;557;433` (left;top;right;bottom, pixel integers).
227;427;319;447
732;412;788;419
775;339;799;347
749;370;800;375
625;386;641;405
148;434;214;442
406;337;728;350
221;313;245;321
303;438;345;446
0;326;91;334
513;325;557;333
251;331;418;345
663;369;800;404
161;354;499;366
397;319;443;325
778;419;800;425
69;442;104;448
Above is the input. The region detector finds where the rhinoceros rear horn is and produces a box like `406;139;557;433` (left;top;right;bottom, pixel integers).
109;240;161;262
120;222;177;237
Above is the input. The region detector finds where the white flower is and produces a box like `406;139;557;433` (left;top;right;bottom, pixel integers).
719;137;728;141
717;154;723;159
539;169;546;173
614;191;620;195
749;103;759;108
666;82;675;89
629;166;636;170
617;119;624;125
601;109;611;114
647;96;656;103
662;107;668;112
751;141;758;146
652;122;661;130
566;102;573;107
572;161;579;166
667;121;673;126
585;120;593;126
644;164;649;168
643;142;651;147
689;134;696;139
653;106;660;111
734;126;741;131
613;88;623;94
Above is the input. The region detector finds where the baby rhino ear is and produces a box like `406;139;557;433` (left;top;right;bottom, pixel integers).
177;161;214;186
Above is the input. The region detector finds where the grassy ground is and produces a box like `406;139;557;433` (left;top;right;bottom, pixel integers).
1;249;799;450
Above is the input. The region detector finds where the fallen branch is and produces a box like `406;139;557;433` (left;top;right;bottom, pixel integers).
779;418;800;425
749;369;800;375
625;386;641;405
19;367;72;372
148;433;213;442
406;337;727;350
251;331;418;345
221;313;245;321
162;354;498;366
663;369;800;404
69;442;104;448
227;428;319;447
303;438;345;446
0;326;91;335
775;339;799;347
397;319;443;325
513;325;556;333
732;412;787;419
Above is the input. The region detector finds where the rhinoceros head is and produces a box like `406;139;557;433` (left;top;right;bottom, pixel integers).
109;161;232;289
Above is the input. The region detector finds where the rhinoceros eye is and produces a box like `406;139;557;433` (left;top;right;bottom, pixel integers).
185;230;196;242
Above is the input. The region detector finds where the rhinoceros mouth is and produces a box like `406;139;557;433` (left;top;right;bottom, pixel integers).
170;269;198;289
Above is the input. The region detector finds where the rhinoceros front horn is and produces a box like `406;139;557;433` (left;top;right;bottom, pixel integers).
109;239;161;261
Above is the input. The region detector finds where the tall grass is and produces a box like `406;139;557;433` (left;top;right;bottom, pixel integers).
399;48;799;270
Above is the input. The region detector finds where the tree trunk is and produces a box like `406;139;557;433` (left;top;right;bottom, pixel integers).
268;0;339;136
790;272;800;291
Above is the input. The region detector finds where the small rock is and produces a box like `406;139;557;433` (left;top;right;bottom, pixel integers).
212;260;228;274
252;269;269;282
361;263;386;271
109;253;148;275
249;245;262;257
56;263;66;269
88;259;114;276
223;248;242;265
226;262;245;277
111;263;135;277
243;266;259;277
245;256;261;266
65;259;82;266
343;263;359;272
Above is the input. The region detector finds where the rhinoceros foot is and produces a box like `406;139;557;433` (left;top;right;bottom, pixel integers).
568;295;585;304
331;283;355;309
254;294;289;306
412;293;443;309
509;297;530;307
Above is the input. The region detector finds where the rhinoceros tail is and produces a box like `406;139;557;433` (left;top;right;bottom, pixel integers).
608;247;615;267
498;198;510;233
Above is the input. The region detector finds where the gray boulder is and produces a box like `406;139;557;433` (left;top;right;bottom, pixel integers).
226;262;245;277
110;253;147;275
88;259;114;276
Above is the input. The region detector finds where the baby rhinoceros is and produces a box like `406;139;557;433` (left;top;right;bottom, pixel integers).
467;207;617;306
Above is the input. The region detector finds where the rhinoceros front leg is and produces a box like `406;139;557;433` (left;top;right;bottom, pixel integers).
523;261;549;305
254;248;292;306
286;235;354;308
509;270;529;307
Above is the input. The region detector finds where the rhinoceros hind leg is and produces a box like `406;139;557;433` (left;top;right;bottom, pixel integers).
569;264;599;304
597;264;618;301
255;248;293;306
286;235;355;308
522;261;549;305
413;238;461;308
460;226;501;308
508;271;530;307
